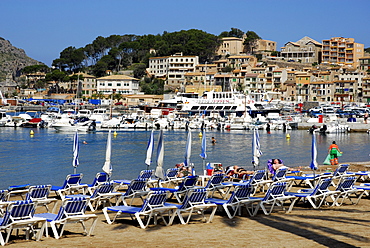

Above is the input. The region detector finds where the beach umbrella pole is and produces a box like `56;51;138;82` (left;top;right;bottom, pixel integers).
202;158;206;176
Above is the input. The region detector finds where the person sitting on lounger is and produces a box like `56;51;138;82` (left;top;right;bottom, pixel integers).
267;159;301;174
225;165;253;179
176;163;193;177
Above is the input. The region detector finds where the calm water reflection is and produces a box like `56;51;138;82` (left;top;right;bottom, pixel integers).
1;128;370;189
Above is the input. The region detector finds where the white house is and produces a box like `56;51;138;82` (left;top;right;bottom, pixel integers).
96;74;140;95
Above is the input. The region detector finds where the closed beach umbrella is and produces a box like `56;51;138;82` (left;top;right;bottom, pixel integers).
145;130;154;169
310;133;318;171
184;131;192;167
199;130;207;175
72;131;79;174
199;130;207;160
155;130;164;180
102;130;113;175
252;127;263;168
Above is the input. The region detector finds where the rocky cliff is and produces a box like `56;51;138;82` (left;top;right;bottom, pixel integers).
0;37;42;81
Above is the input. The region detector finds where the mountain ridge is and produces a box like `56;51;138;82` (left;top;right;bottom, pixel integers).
0;37;43;81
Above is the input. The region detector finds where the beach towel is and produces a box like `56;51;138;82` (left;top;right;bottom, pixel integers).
323;154;331;165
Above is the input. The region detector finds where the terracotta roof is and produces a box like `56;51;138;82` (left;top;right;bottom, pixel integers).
311;81;333;85
214;74;232;78
227;55;254;58
245;73;258;77
285;41;300;47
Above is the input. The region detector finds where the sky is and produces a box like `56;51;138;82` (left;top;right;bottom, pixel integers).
1;0;370;66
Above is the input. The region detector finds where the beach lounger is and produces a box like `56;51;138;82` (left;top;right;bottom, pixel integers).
65;182;121;212
353;171;370;182
0;200;46;246
251;182;297;215
353;183;370;197
113;170;154;188
165;188;217;224
117;179;149;206
248;170;271;195
50;174;87;198
84;172;111;194
151;175;199;203
148;168;180;187
329;176;365;206
103;191;177;229
330;164;350;186
0;190;10;215
34;197;98;239
195;173;227;198
25;185;58;213
285;178;333;212
286;172;329;189
206;183;260;218
7;184;30;200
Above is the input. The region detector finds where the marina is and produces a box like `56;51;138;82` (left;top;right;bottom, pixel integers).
1;127;370;190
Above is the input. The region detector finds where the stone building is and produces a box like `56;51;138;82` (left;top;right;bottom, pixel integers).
217;37;244;56
280;36;322;64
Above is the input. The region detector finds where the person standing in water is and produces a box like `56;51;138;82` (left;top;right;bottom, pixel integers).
328;141;342;165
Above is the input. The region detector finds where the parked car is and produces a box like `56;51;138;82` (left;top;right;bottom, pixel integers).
336;109;354;118
309;111;323;118
352;108;368;118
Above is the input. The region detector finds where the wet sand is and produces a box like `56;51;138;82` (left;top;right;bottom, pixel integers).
7;162;370;248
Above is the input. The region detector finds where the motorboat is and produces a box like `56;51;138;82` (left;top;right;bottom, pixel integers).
52;118;95;132
0;109;10;126
4;113;33;127
89;108;110;126
77;109;92;118
312;123;350;134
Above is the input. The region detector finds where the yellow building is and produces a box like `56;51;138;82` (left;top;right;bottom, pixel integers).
217;37;244;56
322;37;364;68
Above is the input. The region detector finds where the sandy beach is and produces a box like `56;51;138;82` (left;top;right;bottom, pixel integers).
6;162;370;248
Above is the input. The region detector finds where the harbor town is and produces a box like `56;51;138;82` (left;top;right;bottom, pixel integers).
1;4;370;245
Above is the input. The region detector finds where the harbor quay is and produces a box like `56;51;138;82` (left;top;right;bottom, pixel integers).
297;119;370;132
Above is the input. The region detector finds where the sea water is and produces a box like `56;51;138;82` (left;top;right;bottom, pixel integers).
1;127;370;189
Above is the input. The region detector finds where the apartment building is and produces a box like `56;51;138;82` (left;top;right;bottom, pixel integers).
272;68;288;91
148;53;199;91
309;81;334;102
244;73;259;93
362;76;370;103
74;72;96;98
338;68;365;102
280;36;322;64
333;80;357;102
322;37;364;68
227;55;257;70
96;74;139;95
295;71;313;102
359;56;370;72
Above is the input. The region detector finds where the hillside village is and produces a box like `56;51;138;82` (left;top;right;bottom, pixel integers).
1;34;370;108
